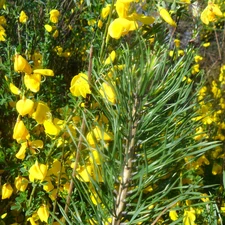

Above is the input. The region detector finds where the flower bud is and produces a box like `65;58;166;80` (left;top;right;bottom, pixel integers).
2;183;13;199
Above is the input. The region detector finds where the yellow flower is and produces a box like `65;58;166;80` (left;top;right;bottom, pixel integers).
14;176;29;192
44;24;53;32
2;183;13;199
9;83;21;95
169;210;178;221
104;50;116;65
0;15;6;25
13;119;30;142
101;4;111;19
24;73;41;92
212;162;222;175
32;101;51;124
159;7;177;27
127;12;155;25
86;126;113;146
37;204;49;223
19;11;28;23
99;82;116;104
0;25;6;41
75;164;93;182
70;72;91;98
183;207;196;225
43;119;60;136
108;18;138;39
16;98;34;116
33;69;54;76
203;42;210;47
116;1;130;18
50;9;60;23
43;177;54;192
98;19;103;29
200;1;222;25
29;161;47;181
15;142;27;160
14;54;32;74
27;213;39;225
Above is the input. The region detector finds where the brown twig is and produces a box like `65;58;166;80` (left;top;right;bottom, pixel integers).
112;95;139;225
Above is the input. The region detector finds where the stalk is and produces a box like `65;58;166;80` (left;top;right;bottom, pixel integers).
112;94;139;225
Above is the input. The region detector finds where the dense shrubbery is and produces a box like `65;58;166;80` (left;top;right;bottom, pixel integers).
1;0;225;224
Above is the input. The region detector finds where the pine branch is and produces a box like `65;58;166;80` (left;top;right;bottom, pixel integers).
112;93;139;225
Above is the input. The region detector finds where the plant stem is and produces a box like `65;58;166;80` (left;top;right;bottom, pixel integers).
112;94;139;225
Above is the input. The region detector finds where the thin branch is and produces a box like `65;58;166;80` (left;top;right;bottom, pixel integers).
112;94;139;225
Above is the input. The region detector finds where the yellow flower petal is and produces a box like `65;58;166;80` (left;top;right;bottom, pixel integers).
70;73;91;98
29;161;47;181
159;7;177;27
33;69;54;76
14;54;32;74
2;183;13;199
16;98;34;116
9;83;21;95
37;204;49;223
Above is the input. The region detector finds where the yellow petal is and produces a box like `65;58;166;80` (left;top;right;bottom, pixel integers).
32;101;50;124
44;24;53;32
24;74;41;93
99;82;116;103
70;73;91;98
13;120;30;142
33;69;54;76
159;7;177;27
14;54;32;74
14;176;29;191
9;83;21;95
37;204;49;223
29;161;47;181
2;183;13;199
43;120;60;136
104;50;116;65
15;142;27;160
16;98;34;116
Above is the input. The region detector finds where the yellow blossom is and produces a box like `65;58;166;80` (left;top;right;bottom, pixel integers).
2;183;13;199
108;18;138;39
13;119;30;142
14;176;29;192
16;98;34;116
33;69;54;76
104;50;116;65
14;54;32;74
183;207;196;225
15;142;27;160
0;25;6;41
159;7;177;27
99;82;116;104
32;101;51;124
169;210;178;221
24;73;41;92
86;126;113;146
49;9;60;23
116;1;130;18
44;24;53;32
37;204;49;223
101;4;111;19
19;11;28;23
70;72;91;98
0;15;6;25
9;83;21;95
201;1;222;25
29;161;48;181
